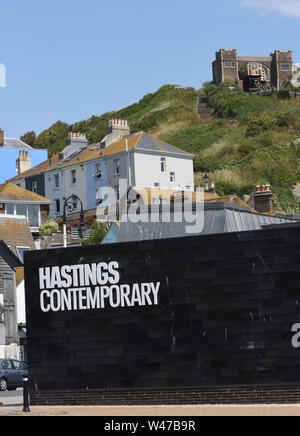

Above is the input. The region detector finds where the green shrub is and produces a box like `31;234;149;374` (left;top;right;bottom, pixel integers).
39;221;60;236
81;222;107;246
245;117;275;137
272;186;300;214
216;181;253;197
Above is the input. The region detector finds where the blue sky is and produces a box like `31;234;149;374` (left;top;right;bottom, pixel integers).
0;0;300;139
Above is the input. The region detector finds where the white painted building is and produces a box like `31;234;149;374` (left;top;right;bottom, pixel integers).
9;120;195;218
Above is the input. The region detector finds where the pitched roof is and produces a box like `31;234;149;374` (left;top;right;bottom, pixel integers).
8;152;61;182
117;203;297;243
0;216;35;257
0;240;23;268
2;138;33;150
8;131;193;181
100;132;193;157
0;182;53;203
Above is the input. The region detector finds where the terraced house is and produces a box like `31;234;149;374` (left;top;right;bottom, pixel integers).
8;120;195;218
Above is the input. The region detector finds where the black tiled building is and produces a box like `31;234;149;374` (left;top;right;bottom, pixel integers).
25;223;300;405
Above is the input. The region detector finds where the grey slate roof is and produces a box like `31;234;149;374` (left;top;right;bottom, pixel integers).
0;240;23;268
117;203;298;243
2;138;33;150
135;133;191;156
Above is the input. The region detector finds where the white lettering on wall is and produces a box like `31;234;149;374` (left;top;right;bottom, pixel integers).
292;323;300;349
38;262;160;313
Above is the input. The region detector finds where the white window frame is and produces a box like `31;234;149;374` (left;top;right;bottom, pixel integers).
160;158;166;173
95;163;102;179
16;246;31;263
114;159;120;176
71;169;77;185
4;203;41;228
32;181;37;194
170;172;175;183
54;174;60;189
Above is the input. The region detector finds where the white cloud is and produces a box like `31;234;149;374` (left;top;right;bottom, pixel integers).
241;0;300;18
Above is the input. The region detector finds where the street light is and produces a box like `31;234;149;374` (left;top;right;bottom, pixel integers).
63;194;85;248
203;174;210;191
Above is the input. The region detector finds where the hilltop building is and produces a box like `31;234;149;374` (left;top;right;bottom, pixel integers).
212;49;294;92
8;120;195;219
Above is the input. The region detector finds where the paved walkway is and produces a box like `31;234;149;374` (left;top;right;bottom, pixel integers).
2;404;300;416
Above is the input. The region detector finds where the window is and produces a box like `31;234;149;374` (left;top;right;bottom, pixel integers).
186;186;191;191
71;170;77;184
224;61;230;68
154;183;160;188
16;204;27;217
160;158;166;173
54;174;59;188
27;205;40;227
170;172;175;183
16;247;30;263
55;199;61;214
32;181;37;193
95;163;102;179
231;61;236;68
115;185;120;201
1;360;13;370
6;204;14;215
114;159;120;176
154;198;166;205
281;64;290;71
5;203;40;228
12;360;27;370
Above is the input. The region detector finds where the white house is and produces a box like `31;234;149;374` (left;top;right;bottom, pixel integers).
9;120;195;218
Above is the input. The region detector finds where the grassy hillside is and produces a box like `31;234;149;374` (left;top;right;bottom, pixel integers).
22;82;300;213
28;85;200;157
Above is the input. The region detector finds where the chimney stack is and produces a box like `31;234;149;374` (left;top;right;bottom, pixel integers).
16;151;31;174
61;131;89;160
253;184;273;214
100;119;131;149
0;129;4;146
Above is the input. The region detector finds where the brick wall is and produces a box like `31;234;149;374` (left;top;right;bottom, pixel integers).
30;386;300;406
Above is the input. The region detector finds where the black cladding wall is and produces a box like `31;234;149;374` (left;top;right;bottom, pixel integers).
24;224;300;393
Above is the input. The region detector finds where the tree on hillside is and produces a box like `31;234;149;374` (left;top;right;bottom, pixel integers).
20;131;36;147
34;121;69;156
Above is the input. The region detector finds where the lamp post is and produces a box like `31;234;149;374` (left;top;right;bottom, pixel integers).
203;174;210;191
63;194;85;248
